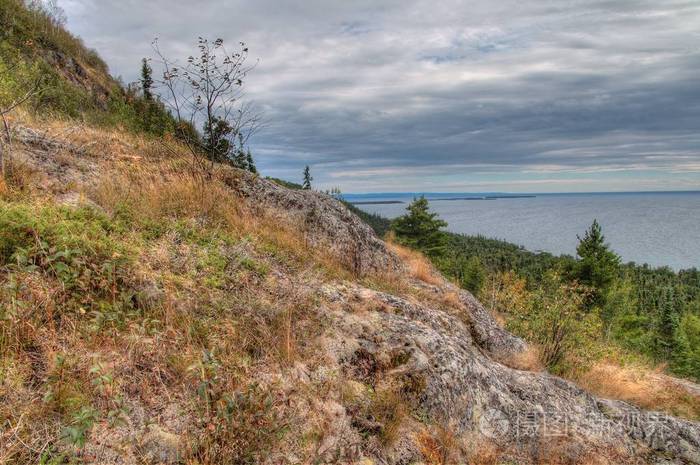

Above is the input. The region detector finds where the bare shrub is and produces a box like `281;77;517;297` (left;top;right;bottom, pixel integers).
152;37;261;177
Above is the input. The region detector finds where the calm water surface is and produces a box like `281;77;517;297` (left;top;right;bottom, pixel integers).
346;192;700;270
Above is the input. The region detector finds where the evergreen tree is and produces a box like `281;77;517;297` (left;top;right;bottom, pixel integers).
246;150;257;174
391;196;448;258
459;256;486;294
233;149;248;170
230;133;248;170
672;312;700;380
202;117;233;164
575;219;620;308
140;58;154;101
656;287;681;360
601;278;637;338
302;165;313;190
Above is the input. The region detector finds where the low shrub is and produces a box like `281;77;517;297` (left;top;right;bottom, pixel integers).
0;201;135;317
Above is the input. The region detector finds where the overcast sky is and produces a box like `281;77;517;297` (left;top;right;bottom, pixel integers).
61;0;700;193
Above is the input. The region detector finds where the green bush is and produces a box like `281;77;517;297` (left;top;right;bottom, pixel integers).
0;42;39;107
0;201;135;314
505;272;603;373
671;312;700;380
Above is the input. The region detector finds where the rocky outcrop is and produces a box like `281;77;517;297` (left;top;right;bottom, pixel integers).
455;285;527;360
323;283;700;464
44;50;113;108
226;170;403;276
234;175;699;463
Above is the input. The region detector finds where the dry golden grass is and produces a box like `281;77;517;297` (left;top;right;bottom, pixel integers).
503;345;545;372
0;155;38;199
462;435;634;465
575;362;700;420
417;425;460;465
372;385;408;446
492;310;507;328
533;436;635;465
464;439;500;465
440;291;463;310
65;125;353;281
0;118;347;464
387;240;443;286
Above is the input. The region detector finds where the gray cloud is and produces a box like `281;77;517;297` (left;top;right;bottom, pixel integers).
62;0;700;192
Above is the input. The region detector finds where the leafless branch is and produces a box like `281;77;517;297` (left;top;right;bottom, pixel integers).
150;37;262;178
0;76;44;177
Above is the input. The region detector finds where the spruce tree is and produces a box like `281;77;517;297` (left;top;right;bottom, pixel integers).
302;165;313;190
141;58;154;101
246;150;257;174
460;256;486;294
202;117;233;164
231;133;248;169
391;196;448;257
575;219;620;308
656;287;680;360
231;151;245;169
672;312;700;380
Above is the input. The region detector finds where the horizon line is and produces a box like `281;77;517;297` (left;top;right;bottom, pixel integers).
340;189;700;196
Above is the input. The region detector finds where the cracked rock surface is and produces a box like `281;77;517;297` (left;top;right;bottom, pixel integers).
225;170;404;276
323;283;700;464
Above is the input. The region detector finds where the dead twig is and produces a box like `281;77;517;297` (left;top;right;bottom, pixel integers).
0;77;44;177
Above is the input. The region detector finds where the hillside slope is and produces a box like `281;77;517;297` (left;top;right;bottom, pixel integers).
1;4;700;463
1;120;699;465
1;0;176;137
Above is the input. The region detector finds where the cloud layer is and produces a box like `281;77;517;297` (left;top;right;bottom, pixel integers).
62;0;700;192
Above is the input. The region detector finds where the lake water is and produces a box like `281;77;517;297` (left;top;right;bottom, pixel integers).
345;191;700;271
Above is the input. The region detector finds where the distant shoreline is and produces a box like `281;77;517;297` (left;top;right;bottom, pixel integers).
350;200;404;205
434;195;537;201
350;194;537;205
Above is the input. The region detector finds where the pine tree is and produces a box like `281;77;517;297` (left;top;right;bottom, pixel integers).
575;219;620;308
391;196;448;257
459;256;486;294
140;58;154;101
656;287;680;360
302;165;313;190
246;150;257;174
229;149;245;170
672;312;700;380
202;117;233;164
